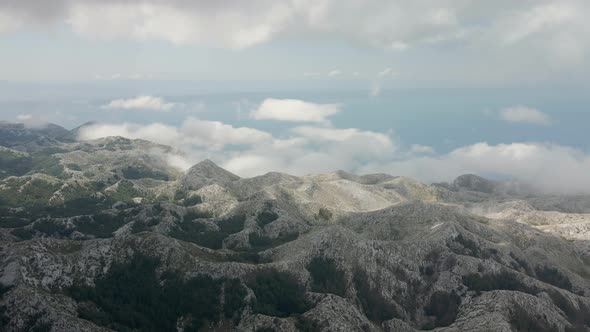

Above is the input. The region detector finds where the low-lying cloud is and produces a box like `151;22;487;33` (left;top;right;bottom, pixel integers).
102;96;176;111
252;98;341;123
77;114;590;195
500;106;552;126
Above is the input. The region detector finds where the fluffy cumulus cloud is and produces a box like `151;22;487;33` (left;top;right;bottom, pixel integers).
102;96;176;111
500;106;552;126
78;117;272;150
252;98;341;123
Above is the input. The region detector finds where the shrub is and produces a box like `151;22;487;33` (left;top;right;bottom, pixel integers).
451;234;481;257
223;279;248;319
218;215;245;234
510;304;555;332
423;291;461;328
535;265;573;291
122;166;169;181
307;256;347;297
248;270;310;317
68;254;224;332
183;195;202;207
33;219;73;237
75;212;127;238
318;208;332;221
462;272;536;295
249;232;299;251
353;269;399;322
11;227;33;240
257;211;279;227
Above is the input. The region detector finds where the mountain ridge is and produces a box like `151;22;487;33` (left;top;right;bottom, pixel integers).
1;126;590;331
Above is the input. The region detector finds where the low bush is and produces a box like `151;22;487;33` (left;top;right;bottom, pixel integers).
423;291;461;329
248;270;310;317
307;256;347;297
353;269;399;322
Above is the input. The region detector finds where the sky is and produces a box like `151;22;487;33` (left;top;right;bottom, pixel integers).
1;0;590;193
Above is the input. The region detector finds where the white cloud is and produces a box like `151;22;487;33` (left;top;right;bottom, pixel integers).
410;144;435;154
361;142;590;194
101;96;176;111
370;67;396;97
78;117;272;151
500;106;552;126
252;98;341;123
328;70;342;77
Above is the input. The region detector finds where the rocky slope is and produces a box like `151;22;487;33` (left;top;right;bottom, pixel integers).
1;122;590;332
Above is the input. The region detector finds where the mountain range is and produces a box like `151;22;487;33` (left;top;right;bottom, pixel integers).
1;122;590;332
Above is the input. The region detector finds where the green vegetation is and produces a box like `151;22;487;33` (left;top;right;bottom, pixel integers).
318;208;333;221
248;232;299;251
423;291;461;329
218;214;245;234
0;178;62;207
75;212;127;238
122;165;169;181
183;194;202;207
29;152;67;179
33;219;73;237
170;214;245;250
223;279;248;319
462;272;536;295
170;220;226;249
547;289;590;331
108;180;142;203
184;208;213;220
510;304;555;332
353;269;399;322
68;254;246;332
257;210;279;227
248;269;310;317
535;265;573;291
0;150;32;178
307;256;347;297
450;234;481;257
0;216;31;228
11;227;33;240
66;163;82;171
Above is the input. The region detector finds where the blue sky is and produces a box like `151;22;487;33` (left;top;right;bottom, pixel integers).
1;1;590;193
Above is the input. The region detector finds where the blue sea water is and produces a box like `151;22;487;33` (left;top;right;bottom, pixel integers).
0;81;588;153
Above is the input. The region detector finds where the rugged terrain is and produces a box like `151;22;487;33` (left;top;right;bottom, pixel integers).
1;122;590;332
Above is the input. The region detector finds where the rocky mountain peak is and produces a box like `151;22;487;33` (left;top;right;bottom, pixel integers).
180;159;240;190
453;173;497;193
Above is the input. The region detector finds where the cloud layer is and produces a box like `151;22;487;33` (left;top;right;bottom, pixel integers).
77;112;590;195
2;0;589;62
252;98;341;123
